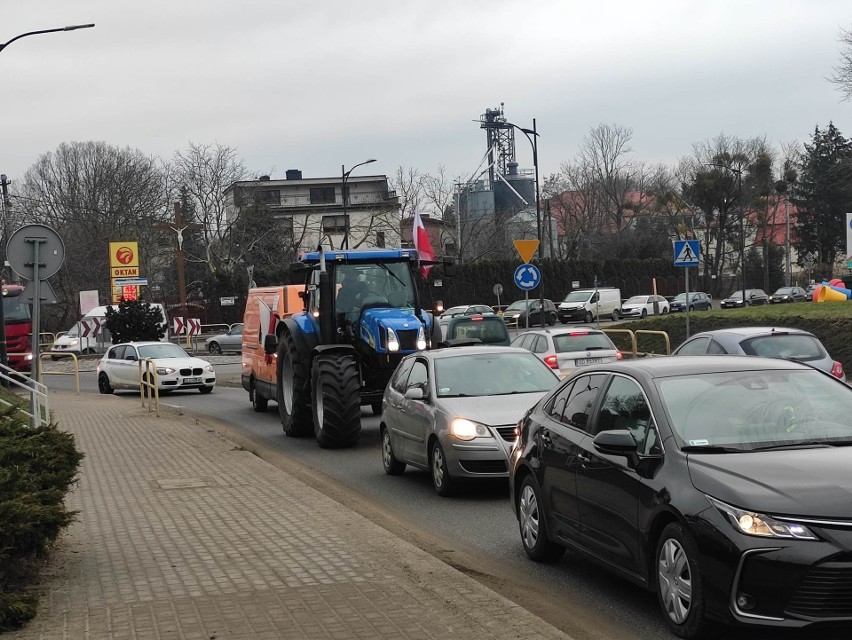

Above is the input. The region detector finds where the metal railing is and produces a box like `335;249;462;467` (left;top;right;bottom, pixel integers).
38;352;80;394
602;329;671;358
0;361;50;428
139;358;161;417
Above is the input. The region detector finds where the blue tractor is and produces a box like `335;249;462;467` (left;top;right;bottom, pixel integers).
272;247;446;448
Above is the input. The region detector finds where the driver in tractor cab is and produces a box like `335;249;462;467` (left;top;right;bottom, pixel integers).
336;271;367;327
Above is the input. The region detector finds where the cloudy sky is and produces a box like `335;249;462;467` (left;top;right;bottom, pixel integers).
3;1;852;188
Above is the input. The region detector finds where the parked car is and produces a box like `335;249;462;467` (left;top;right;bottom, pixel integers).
380;346;559;495
440;304;493;318
671;326;846;381
620;295;669;319
805;283;818;301
205;323;243;354
557;288;622;323
502;299;558;327
439;313;510;346
769;286;807;303
511;327;621;377
97;341;216;394
509;355;852;637
721;288;769;308
669;291;712;312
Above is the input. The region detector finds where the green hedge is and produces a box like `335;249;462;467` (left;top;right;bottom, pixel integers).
0;402;83;631
608;303;852;375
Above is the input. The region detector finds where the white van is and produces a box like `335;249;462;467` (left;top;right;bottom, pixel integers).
50;303;168;357
557;288;622;323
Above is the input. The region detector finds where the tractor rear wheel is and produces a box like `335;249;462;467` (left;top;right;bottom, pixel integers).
277;331;312;437
311;352;361;448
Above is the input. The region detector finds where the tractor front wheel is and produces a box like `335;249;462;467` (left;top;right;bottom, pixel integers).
311;352;361;448
277;331;312;437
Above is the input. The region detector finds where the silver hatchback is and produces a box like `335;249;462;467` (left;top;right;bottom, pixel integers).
380;346;559;496
511;327;622;378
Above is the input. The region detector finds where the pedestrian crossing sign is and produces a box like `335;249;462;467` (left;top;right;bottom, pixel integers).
673;240;700;267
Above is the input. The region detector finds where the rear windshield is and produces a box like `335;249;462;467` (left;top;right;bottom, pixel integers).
740;334;825;362
553;332;615;353
447;317;509;345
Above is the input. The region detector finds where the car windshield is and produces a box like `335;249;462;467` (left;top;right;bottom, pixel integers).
625;296;648;304
563;291;592;302
658;370;852;451
506;300;532;311
553;332;616;352
727;292;744;299
740;334;825;362
435;352;557;397
673;293;698;302
442;306;467;316
137;343;190;359
773;288;795;295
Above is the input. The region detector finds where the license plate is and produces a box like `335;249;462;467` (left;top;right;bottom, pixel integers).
183;377;202;384
575;358;604;366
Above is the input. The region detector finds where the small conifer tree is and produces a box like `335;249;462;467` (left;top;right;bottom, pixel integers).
103;298;167;343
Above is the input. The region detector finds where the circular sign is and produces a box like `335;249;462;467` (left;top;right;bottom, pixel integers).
115;246;135;264
493;283;503;296
514;263;540;291
6;224;65;279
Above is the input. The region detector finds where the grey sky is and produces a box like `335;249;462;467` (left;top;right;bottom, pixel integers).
3;1;851;189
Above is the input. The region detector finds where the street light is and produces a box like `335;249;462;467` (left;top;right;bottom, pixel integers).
504;119;544;322
704;163;746;306
0;24;95;54
341;158;376;250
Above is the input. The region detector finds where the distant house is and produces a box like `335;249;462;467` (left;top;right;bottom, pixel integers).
399;214;453;255
224;170;401;253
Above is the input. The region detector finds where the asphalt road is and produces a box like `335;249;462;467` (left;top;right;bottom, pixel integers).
41;363;842;640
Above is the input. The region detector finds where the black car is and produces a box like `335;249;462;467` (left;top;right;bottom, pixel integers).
509;356;852;637
721;288;769;308
669;291;712;312
502;298;558;327
769;287;807;303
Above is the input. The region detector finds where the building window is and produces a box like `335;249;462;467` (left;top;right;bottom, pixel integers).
322;215;348;233
310;187;336;204
376;231;386;248
261;190;280;204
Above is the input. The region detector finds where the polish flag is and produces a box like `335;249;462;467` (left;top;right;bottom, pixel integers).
413;211;436;278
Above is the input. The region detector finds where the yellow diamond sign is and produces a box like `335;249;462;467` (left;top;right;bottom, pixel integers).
513;239;540;264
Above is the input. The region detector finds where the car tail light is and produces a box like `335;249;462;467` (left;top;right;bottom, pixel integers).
831;360;845;379
544;355;559;369
616;351;624;360
569;330;589;336
470;315;484;321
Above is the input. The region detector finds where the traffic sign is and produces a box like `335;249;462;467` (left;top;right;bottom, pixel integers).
173;317;185;335
220;296;235;306
6;224;65;279
81;317;103;338
492;283;503;296
673;240;700;267
114;277;148;287
514;263;541;291
513;239;540;264
187;318;201;336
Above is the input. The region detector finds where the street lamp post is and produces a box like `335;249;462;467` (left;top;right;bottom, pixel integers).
0;24;95;54
506;119;544;323
341;158;376;250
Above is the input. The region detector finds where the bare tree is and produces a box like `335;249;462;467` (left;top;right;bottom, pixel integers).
831;26;852;100
388;166;423;220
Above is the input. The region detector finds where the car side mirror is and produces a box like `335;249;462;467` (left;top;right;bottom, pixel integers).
593;429;638;457
263;334;277;354
124;354;137;362
404;387;425;400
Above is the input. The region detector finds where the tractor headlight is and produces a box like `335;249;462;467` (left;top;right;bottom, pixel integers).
387;327;400;352
416;326;427;351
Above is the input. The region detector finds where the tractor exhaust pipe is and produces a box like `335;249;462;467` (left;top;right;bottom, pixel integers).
318;246;334;344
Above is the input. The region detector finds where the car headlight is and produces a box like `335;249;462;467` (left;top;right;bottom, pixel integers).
156;367;175;375
707;496;817;540
68;339;79;346
204;364;214;372
387;327;400;352
416;326;426;351
450;418;493;441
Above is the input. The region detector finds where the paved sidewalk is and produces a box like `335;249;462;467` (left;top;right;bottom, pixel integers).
10;392;573;640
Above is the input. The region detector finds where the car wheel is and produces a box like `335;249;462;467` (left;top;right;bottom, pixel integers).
584;311;593;324
560;319;568;325
662;306;669;315
97;372;114;395
208;342;222;355
518;475;565;562
381;426;405;475
199;386;213;394
251;379;268;412
688;305;694;312
547;313;556;326
430;440;457;496
656;523;706;639
641;308;647;319
611;309;620;321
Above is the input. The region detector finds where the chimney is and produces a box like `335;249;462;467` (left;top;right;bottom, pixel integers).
285;169;303;180
258;175;271;181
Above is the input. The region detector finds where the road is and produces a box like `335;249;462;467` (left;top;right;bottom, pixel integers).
40;353;838;640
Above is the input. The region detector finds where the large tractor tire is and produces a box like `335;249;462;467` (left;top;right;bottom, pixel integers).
311;352;362;448
277;331;312;437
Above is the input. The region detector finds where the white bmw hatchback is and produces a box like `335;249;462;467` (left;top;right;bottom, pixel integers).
97;341;216;394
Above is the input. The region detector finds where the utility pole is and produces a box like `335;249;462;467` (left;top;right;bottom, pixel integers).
152;196;202;340
0;175;8;369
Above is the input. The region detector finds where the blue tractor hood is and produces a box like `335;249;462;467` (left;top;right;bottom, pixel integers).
359;307;429;354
